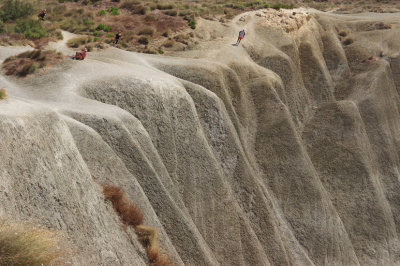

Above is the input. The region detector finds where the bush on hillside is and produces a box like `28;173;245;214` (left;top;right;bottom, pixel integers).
2;49;63;77
109;7;119;16
15;19;45;39
67;36;92;48
102;184;144;228
138;27;155;36
138;36;150;45
164;9;178;16
0;219;69;265
96;23;111;32
0;0;33;22
188;20;196;29
146;247;172;266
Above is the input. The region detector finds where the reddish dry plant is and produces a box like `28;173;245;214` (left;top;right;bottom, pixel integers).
146;247;173;266
102;184;144;228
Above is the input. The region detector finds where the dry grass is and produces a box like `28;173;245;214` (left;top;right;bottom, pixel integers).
2;49;63;77
342;37;354;46
0;89;7;100
101;184;173;265
0;219;69;265
146;247;173;266
135;225;157;248
102;184;144;228
67;36;93;48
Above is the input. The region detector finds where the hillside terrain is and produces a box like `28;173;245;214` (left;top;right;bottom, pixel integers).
1;4;400;266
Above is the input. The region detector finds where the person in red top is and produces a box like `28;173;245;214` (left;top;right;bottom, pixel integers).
72;48;88;60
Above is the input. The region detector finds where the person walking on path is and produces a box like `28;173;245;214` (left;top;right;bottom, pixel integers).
114;31;122;45
236;29;245;46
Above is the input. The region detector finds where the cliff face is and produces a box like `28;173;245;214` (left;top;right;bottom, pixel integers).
1;9;400;266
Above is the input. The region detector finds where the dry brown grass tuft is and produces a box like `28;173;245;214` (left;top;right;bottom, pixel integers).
2;49;63;77
146;247;173;266
0;89;8;100
102;184;174;265
67;36;93;48
135;225;157;248
0;219;70;265
342;37;354;46
102;184;144;228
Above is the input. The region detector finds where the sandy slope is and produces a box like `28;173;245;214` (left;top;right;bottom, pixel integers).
1;8;400;265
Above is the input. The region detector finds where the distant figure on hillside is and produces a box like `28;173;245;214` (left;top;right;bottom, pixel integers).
38;9;47;21
72;48;87;60
236;29;245;46
114;31;122;45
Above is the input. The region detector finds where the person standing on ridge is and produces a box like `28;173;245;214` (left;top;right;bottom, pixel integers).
38;9;47;21
114;31;122;45
236;29;245;46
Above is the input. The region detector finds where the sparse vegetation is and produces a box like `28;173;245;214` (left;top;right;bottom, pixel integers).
109;6;120;16
0;89;7;100
2;49;63;77
343;37;354;45
138;36;150;45
146;247;172;266
15;19;45;39
67;36;92;48
138;27;155;36
0;219;69;265
102;184;173;266
188;20;196;29
102;184;144;228
0;0;33;22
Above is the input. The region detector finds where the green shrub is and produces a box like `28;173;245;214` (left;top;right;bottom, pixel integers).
15;19;45;39
188;20;196;29
0;0;33;22
106;33;114;37
96;24;111;32
109;7;119;16
138;28;155;36
97;10;106;16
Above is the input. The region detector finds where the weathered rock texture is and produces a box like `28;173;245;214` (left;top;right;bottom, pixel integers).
1;9;400;266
